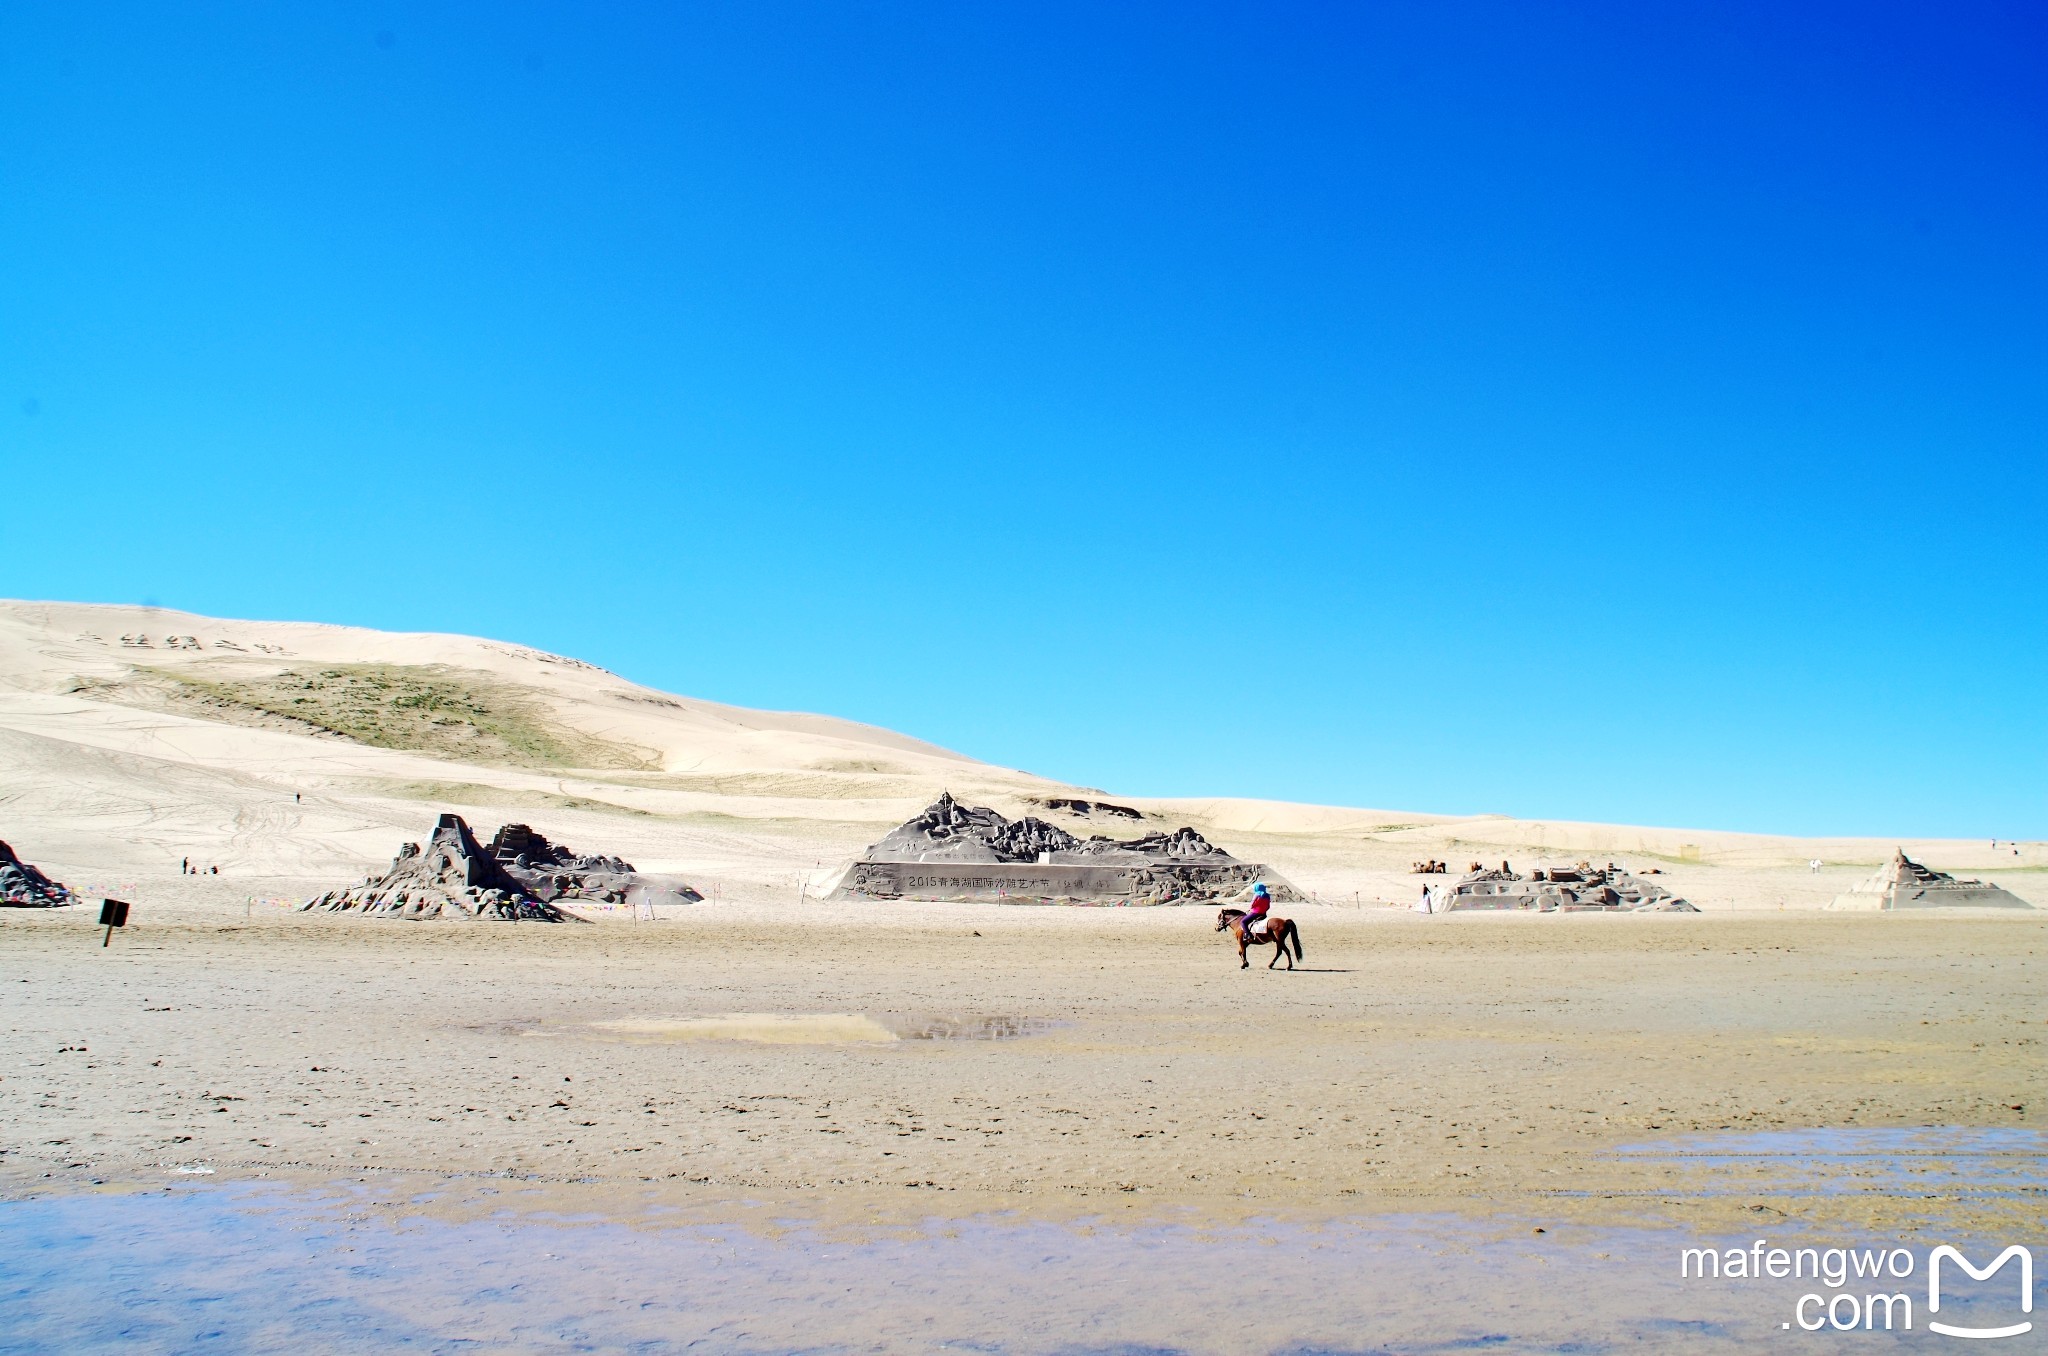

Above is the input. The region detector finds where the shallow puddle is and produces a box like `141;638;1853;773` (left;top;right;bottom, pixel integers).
1605;1127;2048;1199
560;1012;1056;1046
585;1013;902;1044
3;1183;2039;1352
876;1012;1059;1041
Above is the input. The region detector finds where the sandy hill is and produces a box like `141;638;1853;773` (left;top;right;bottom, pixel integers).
0;599;2038;911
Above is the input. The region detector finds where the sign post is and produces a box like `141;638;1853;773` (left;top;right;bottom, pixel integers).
98;898;131;947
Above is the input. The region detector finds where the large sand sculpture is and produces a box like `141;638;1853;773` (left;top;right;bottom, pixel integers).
0;838;72;908
301;813;701;921
1827;850;2034;911
483;822;703;911
1435;861;1697;912
834;793;1303;904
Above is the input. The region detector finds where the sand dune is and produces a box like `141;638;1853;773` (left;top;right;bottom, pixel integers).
0;599;2038;911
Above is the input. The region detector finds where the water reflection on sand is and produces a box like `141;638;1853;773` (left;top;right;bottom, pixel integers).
1603;1127;2048;1199
3;1128;2039;1354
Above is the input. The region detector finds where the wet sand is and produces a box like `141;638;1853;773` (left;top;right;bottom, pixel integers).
6;900;2042;1242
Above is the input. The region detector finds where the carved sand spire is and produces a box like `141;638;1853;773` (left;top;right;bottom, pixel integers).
0;838;73;908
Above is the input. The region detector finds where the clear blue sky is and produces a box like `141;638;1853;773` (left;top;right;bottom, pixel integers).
3;2;2042;838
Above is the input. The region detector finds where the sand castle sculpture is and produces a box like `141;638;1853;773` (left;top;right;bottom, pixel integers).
0;839;73;908
301;813;702;921
834;793;1302;905
1436;861;1697;912
1827;850;2033;911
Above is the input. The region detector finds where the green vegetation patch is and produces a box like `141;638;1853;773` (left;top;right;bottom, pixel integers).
155;664;658;770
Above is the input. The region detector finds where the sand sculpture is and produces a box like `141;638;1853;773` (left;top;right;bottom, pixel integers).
0;839;73;908
834;793;1302;904
301;814;701;921
1827;850;2033;911
1437;861;1697;912
483;823;701;909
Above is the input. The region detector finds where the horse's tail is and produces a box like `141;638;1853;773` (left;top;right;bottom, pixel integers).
1288;920;1304;961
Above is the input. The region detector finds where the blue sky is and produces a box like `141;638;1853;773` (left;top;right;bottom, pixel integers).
2;1;2042;838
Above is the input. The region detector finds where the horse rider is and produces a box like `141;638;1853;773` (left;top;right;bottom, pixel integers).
1243;882;1272;936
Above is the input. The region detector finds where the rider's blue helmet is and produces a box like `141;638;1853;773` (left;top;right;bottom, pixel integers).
1253;881;1269;895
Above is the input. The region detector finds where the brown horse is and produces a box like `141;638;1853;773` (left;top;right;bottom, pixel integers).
1215;907;1304;970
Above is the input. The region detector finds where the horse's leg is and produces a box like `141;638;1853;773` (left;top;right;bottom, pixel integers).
1237;926;1249;969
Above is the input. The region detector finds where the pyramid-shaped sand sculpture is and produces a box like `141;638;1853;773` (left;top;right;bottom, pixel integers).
833;793;1302;905
1439;861;1697;912
0;839;74;908
301;814;701;921
1827;850;2034;911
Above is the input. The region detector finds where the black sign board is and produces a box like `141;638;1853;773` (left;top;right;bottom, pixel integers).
99;898;131;947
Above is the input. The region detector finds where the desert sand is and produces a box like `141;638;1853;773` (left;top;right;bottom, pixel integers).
3;600;2044;1244
5;899;2044;1244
